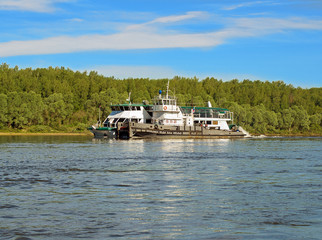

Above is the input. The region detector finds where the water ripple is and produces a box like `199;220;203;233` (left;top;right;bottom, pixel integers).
1;136;321;239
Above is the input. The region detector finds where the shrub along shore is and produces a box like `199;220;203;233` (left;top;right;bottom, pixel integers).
0;64;321;136
0;132;92;136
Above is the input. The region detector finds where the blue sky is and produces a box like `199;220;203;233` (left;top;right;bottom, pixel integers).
0;0;322;88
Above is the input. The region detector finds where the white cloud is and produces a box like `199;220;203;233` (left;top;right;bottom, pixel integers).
235;17;322;31
150;11;206;24
92;65;177;79
91;65;264;82
222;1;271;11
125;11;208;31
1;12;322;57
0;31;225;57
67;18;83;22
0;0;71;12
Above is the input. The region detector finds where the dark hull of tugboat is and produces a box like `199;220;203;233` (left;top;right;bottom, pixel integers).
89;123;245;139
89;129;116;139
130;123;245;139
88;126;130;139
133;131;245;139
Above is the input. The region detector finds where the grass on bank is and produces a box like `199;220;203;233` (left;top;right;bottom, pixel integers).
0;123;92;136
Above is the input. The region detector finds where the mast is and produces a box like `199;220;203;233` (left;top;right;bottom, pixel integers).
166;79;169;99
98;105;101;127
126;92;131;104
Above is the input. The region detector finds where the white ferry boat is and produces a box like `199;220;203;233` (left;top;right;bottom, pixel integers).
88;83;245;139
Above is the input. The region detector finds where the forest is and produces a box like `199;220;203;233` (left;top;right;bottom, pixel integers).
0;63;321;135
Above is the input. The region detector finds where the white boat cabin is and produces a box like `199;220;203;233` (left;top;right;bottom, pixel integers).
102;85;233;131
103;104;152;128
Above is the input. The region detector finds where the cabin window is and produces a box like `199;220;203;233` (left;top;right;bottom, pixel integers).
207;121;211;125
110;119;117;127
163;100;170;105
213;121;218;125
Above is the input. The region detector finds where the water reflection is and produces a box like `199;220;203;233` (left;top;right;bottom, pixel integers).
1;136;321;239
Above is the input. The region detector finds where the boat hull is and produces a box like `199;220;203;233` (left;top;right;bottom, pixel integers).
130;123;245;139
88;123;245;139
88;128;117;139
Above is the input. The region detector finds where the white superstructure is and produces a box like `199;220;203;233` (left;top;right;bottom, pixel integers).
89;81;238;138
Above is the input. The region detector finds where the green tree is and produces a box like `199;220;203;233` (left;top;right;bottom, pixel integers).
280;108;294;131
309;114;321;130
44;93;73;127
291;106;310;131
0;94;8;127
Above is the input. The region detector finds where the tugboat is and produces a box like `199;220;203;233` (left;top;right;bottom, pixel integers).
88;82;245;139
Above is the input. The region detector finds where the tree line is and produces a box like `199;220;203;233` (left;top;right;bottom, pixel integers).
0;63;321;134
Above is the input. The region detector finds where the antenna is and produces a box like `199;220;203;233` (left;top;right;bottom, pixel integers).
126;92;131;104
166;80;169;99
98;105;101;127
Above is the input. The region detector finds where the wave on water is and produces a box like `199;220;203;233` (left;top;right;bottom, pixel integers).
239;126;267;138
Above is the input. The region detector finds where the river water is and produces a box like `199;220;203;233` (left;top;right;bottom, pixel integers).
0;136;321;240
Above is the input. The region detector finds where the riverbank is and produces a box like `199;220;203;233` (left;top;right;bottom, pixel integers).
0;131;321;137
0;132;92;136
264;133;322;137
